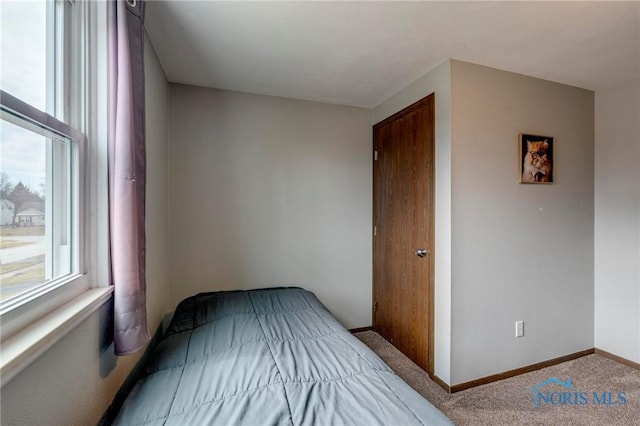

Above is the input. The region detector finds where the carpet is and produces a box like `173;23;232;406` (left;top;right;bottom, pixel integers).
355;331;640;425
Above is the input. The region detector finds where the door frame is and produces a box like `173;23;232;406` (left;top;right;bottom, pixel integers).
372;93;435;378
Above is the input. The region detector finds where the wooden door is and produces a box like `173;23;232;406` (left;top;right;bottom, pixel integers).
372;94;435;375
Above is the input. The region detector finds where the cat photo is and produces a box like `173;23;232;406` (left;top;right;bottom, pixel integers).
519;134;553;184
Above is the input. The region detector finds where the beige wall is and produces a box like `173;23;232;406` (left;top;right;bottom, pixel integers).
594;78;640;363
168;86;373;328
144;35;171;331
372;60;595;386
450;61;594;384
0;34;170;425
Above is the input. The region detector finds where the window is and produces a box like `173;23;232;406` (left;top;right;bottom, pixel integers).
0;0;108;342
0;0;51;113
0;111;77;303
0;0;81;310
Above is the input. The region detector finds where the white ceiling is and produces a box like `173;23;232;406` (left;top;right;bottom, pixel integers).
145;1;640;108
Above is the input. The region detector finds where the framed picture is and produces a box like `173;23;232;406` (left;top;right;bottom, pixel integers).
519;133;553;184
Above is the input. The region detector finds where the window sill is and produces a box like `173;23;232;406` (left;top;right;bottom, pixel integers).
0;286;113;388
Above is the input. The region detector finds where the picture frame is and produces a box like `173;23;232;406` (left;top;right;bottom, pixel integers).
519;133;553;184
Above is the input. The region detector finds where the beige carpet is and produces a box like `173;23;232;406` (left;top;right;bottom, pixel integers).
355;331;640;425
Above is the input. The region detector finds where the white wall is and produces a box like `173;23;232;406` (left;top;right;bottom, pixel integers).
450;61;594;385
594;78;640;363
168;86;372;328
0;34;170;425
373;61;452;384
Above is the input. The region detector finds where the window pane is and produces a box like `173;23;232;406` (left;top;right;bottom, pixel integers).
0;117;73;302
0;0;50;113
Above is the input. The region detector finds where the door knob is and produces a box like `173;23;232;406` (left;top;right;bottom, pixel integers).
415;249;428;258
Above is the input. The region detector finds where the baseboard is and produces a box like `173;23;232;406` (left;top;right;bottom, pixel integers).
594;348;640;370
349;326;373;333
448;348;595;393
433;375;451;393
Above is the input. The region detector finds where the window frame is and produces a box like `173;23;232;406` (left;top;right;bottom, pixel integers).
0;0;110;362
0;91;86;335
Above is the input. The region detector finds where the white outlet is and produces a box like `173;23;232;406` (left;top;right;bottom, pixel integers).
515;321;524;338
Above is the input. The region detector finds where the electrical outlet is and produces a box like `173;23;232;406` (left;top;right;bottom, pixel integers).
515;321;524;338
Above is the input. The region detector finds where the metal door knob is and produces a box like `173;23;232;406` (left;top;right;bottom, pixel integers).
415;249;427;258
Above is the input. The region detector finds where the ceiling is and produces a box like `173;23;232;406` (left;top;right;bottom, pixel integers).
145;1;640;108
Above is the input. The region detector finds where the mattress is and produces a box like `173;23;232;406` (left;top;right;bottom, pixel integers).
114;287;452;425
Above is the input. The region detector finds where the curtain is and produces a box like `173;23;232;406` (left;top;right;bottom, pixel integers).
108;0;149;355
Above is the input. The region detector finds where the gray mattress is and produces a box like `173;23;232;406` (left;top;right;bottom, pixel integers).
114;287;452;425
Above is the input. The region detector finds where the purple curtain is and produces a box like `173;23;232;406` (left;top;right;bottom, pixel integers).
108;0;149;355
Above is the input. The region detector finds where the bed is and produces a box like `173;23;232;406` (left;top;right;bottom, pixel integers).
114;287;452;425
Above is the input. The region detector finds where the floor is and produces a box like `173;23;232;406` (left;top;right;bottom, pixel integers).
355;331;640;425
